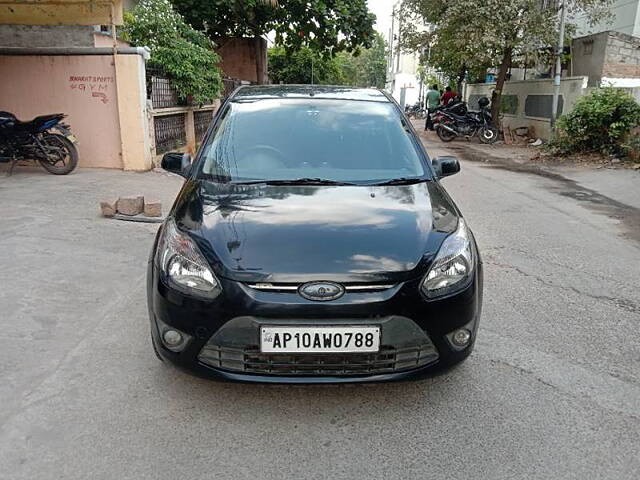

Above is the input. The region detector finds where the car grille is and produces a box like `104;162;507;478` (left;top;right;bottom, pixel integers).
246;283;396;293
198;344;438;376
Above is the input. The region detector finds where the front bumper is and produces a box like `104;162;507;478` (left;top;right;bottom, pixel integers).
198;315;440;374
147;262;483;384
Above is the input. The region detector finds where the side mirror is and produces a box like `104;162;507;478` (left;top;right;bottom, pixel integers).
432;156;460;178
161;152;192;178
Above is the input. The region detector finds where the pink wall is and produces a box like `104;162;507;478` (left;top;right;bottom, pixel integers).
0;55;123;168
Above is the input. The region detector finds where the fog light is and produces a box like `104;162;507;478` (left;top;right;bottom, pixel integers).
452;328;471;347
163;329;183;348
155;316;193;353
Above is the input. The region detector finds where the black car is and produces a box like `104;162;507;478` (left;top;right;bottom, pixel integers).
147;85;482;383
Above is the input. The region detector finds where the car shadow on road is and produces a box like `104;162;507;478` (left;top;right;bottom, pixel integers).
148;359;476;421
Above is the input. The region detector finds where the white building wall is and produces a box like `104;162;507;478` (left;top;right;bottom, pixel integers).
465;76;590;139
391;73;421;106
385;0;422;106
573;0;640;37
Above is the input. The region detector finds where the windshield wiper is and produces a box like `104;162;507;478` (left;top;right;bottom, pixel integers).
367;177;429;186
233;178;358;186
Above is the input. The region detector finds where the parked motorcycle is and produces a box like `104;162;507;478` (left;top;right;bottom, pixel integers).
434;97;499;144
426;96;467;131
405;103;427;120
0;111;79;175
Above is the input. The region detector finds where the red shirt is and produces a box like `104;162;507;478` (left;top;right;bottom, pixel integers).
441;91;457;105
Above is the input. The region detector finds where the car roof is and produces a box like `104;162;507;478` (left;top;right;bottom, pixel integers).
231;85;391;103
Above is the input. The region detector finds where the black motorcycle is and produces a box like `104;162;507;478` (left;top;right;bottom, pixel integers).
434;97;499;144
426;96;467;131
0;111;79;175
405;102;427;120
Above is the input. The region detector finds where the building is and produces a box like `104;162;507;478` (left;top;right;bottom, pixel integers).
572;30;640;98
386;1;422;107
216;37;267;84
573;0;640;37
0;0;224;170
0;0;153;170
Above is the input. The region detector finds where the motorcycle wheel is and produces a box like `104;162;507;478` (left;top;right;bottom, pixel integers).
479;126;499;144
39;133;78;175
436;125;457;142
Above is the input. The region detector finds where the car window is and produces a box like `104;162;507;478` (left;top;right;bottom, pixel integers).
198;98;429;183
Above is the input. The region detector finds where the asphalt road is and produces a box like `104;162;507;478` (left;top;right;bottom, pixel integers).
0;136;639;479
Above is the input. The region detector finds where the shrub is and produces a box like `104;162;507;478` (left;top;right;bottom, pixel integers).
550;87;640;155
621;128;640;162
121;0;222;104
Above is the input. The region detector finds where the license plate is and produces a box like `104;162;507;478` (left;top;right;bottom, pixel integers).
66;134;77;143
260;326;380;353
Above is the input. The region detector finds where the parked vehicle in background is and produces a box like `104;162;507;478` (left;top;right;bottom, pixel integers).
435;97;499;144
148;85;483;384
428;96;469;131
0;111;79;175
405;102;427;120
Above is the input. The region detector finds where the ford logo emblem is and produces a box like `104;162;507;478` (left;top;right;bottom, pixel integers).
299;281;345;301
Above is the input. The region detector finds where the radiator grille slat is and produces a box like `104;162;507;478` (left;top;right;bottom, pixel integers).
199;345;437;376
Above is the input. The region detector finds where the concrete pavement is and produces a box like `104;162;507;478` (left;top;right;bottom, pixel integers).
0;143;639;479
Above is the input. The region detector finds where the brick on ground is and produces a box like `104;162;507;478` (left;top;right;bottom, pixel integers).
100;199;118;217
116;196;144;216
144;200;162;217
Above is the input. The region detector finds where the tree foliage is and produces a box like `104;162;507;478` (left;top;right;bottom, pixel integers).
268;32;387;88
336;32;388;88
549;87;640;155
122;0;222;104
268;46;343;85
400;0;612;119
171;0;375;52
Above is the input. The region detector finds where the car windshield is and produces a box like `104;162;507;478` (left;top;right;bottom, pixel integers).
197;98;429;184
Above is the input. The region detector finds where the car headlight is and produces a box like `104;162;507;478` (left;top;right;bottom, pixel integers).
156;219;221;299
421;218;474;298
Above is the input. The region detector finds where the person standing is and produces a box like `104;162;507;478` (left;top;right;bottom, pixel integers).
441;86;457;106
424;84;441;131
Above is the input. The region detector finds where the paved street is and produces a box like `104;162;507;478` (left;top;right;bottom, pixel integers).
0;133;639;479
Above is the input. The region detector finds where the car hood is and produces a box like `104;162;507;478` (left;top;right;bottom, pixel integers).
173;180;459;283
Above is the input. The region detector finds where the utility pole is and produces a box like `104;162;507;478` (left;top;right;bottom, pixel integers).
395;7;402;73
551;1;566;131
388;9;395;74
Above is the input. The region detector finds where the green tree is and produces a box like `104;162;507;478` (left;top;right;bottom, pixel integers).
268;46;344;85
171;0;376;83
356;32;388;88
332;32;387;88
402;18;490;93
400;0;612;121
122;0;222;104
268;32;387;88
